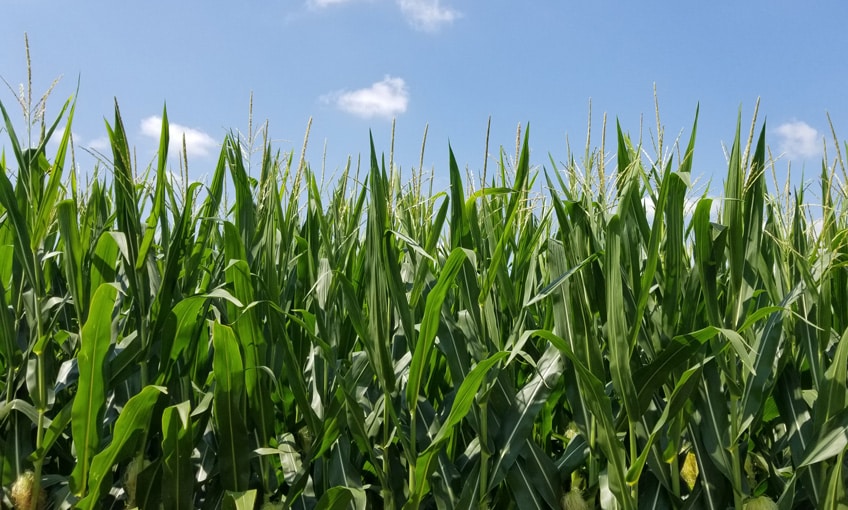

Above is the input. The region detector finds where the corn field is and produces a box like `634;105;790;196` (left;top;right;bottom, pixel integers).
1;85;847;510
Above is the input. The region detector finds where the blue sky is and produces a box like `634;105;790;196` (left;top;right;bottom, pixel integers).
2;1;846;195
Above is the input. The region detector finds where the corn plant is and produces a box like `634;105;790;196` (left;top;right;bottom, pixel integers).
1;72;847;510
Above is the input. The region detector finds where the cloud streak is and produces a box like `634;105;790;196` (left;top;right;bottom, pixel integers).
323;76;409;119
87;136;110;152
397;0;460;31
774;121;820;160
305;0;460;31
140;116;217;158
307;0;355;8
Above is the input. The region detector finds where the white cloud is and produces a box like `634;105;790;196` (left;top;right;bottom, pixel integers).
47;127;81;147
87;137;110;152
304;0;459;31
45;129;110;159
140;116;217;158
307;0;355;7
397;0;460;31
323;76;409;119
642;195;721;225
774;121;820;160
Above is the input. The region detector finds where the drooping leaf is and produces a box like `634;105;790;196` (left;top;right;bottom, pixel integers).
76;385;166;510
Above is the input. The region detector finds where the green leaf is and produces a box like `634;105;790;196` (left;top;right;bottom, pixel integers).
505;456;548;509
222;490;257;510
30;400;73;463
137;106;168;270
524;253;598;307
739;286;802;435
364;134;397;394
224;136;257;250
212;321;250;492
160;296;208;366
185;138;227;290
56;200;85;321
0;126;38;290
815;326;848;430
693;198;725;328
33;96;75;248
149;180;199;348
660;172;688;331
479;125;531;303
70;283;118;495
408;247;471;423
775;365;819;505
605;215;641;426
723;112;745;323
0;399;38;424
555;433;589;473
692;364;734;483
532;329;634;510
686;423;732;510
800;406;848;467
223;255;274;447
314;486;367;510
821;452;846;510
0;272;17;368
270;432;303;486
408;350;508;507
89;231;120;299
626;363;702;485
448;144;470;250
107;100;148;316
490;345;563;488
328;436;361;489
76;385;166;510
512;441;561;509
426;351;509;453
162;401;194;510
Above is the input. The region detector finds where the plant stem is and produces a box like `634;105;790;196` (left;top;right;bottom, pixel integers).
479;399;489;504
381;393;394;508
31;263;46;509
32;359;46;509
589;417;598;488
629;421;638;503
729;361;744;508
670;442;680;499
409;398;417;495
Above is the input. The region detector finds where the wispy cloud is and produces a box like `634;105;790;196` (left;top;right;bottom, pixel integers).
140;116;217;158
774;120;820;160
47;127;80;147
642;194;722;224
396;0;460;31
304;0;460;31
46;128;112;156
87;136;110;152
322;76;409;119
307;0;356;8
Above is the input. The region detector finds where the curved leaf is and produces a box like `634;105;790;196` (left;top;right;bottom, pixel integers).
70;283;117;495
76;385;165;510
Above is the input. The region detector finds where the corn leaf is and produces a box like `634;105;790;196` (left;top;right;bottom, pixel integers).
70;283;117;495
161;401;194;510
76;385;165;510
212;321;250;492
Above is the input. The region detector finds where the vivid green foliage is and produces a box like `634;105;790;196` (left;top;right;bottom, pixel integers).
1;82;848;510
